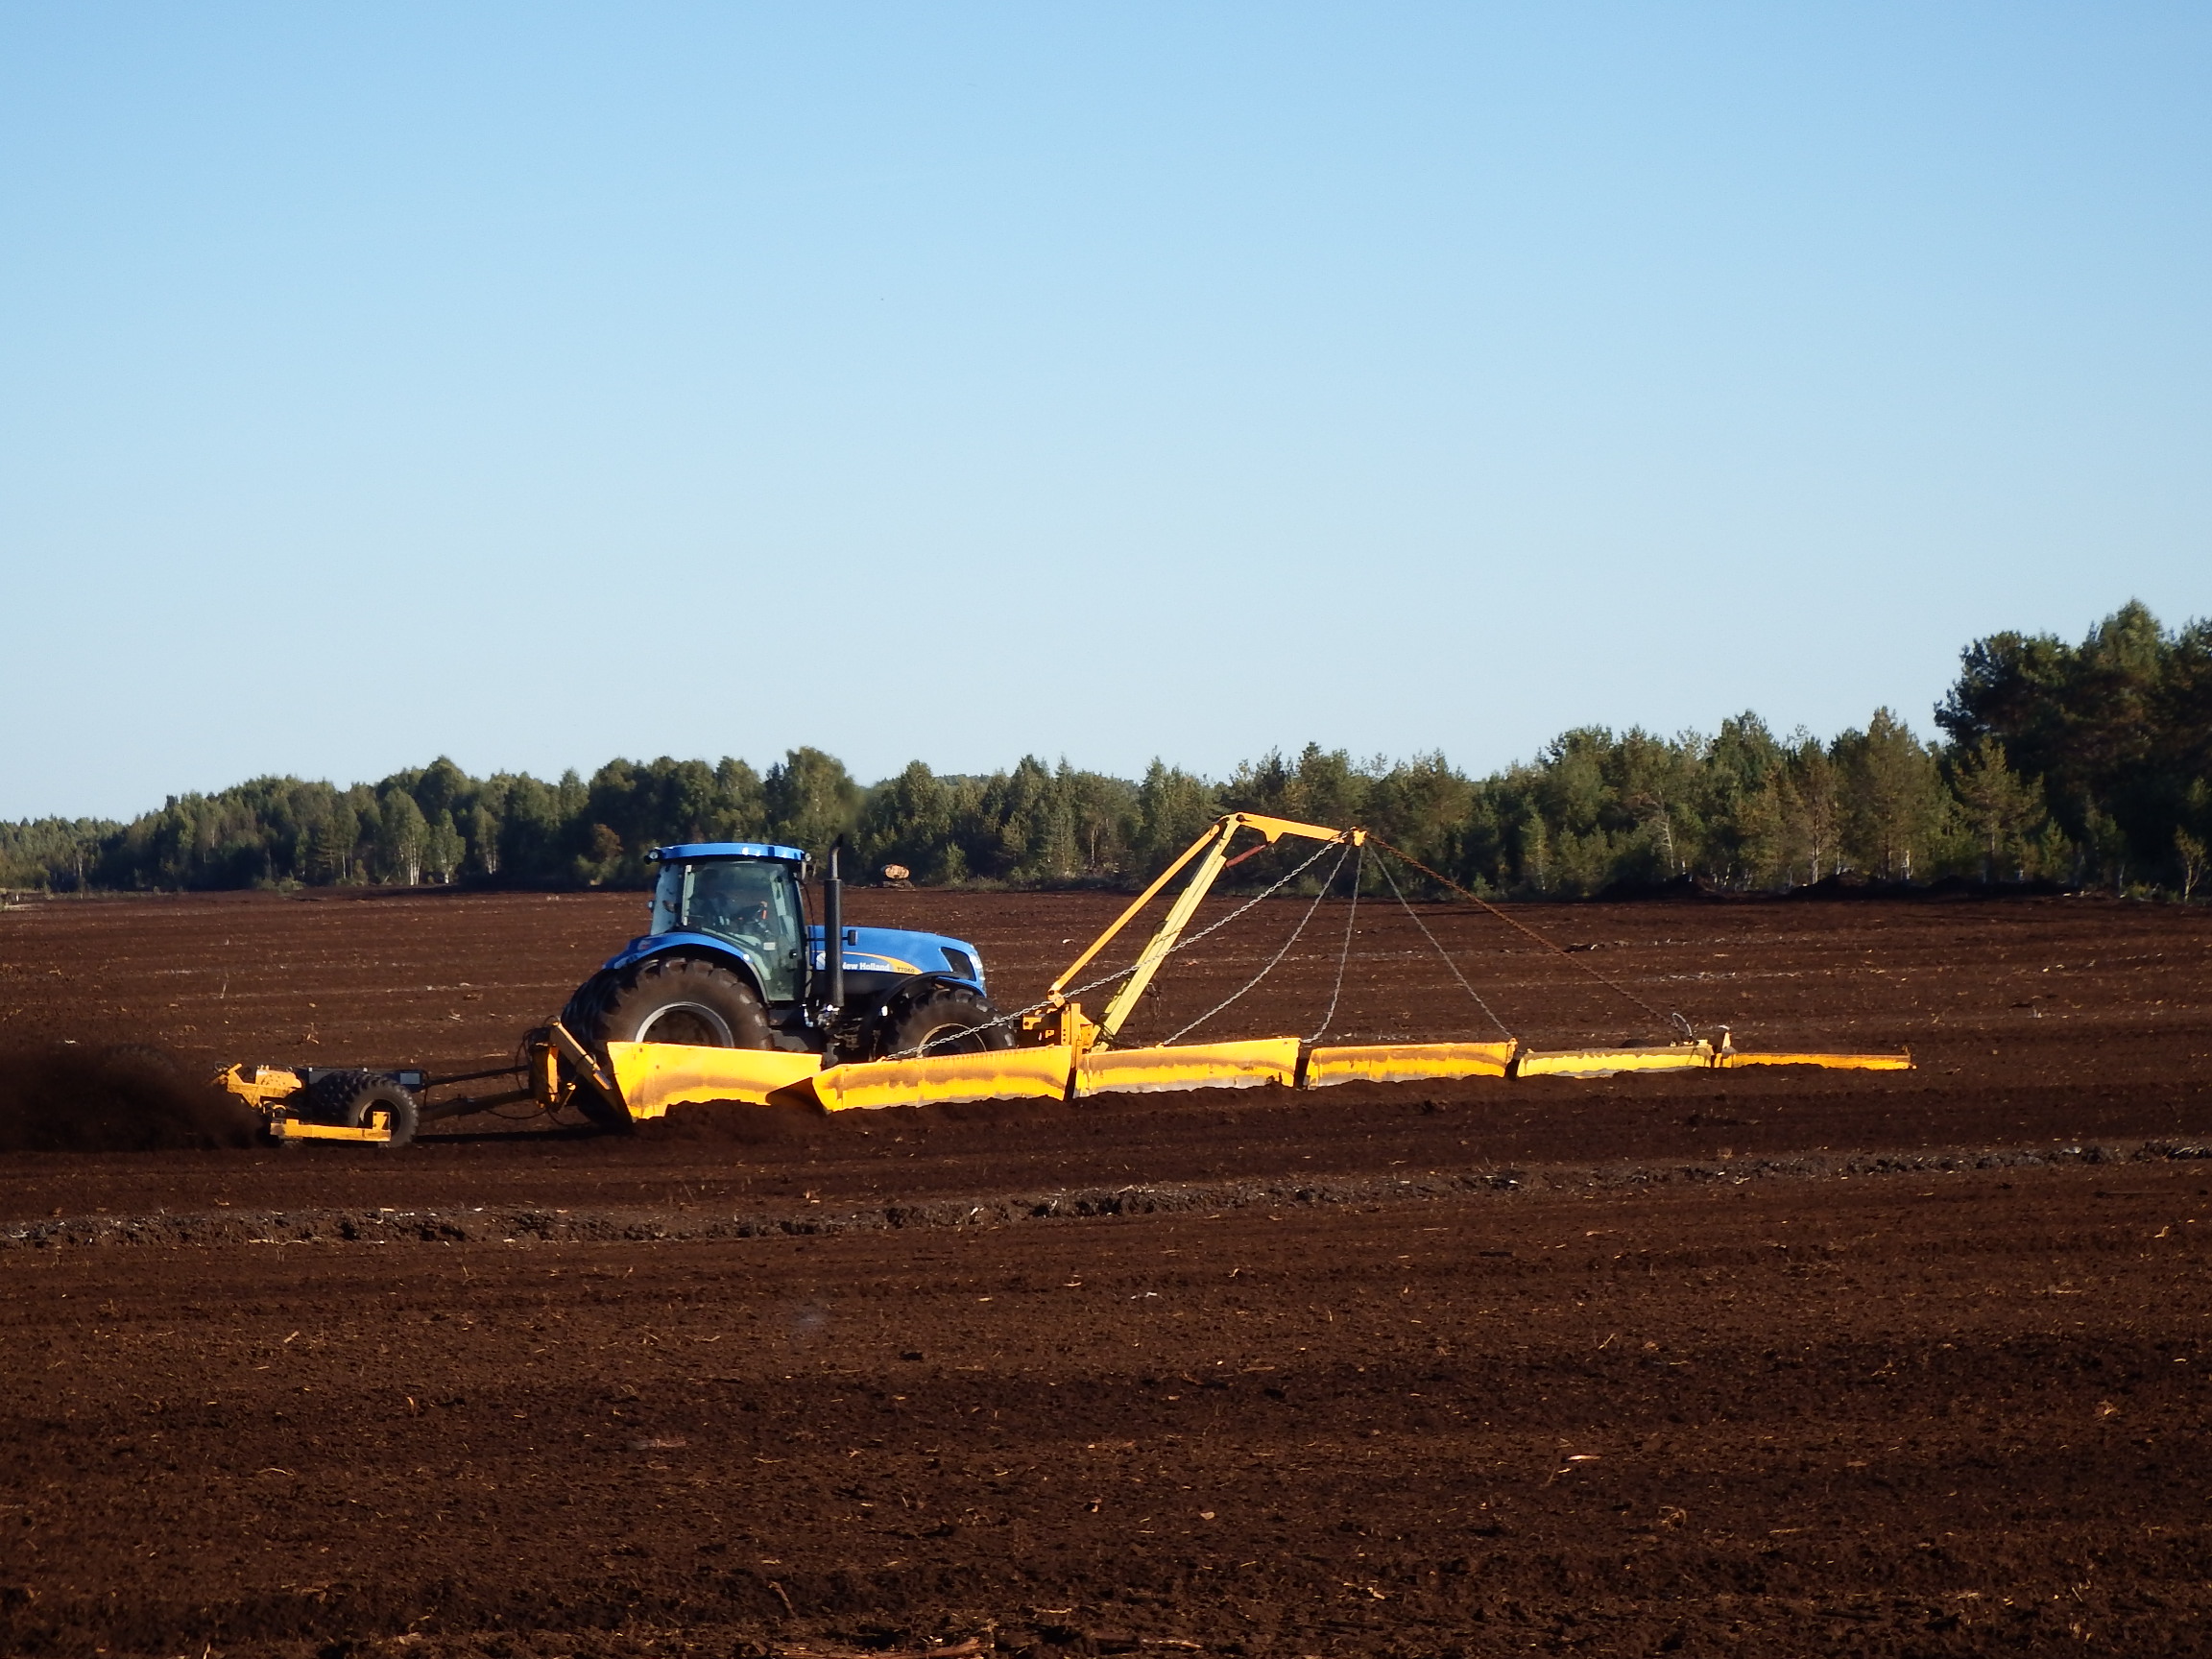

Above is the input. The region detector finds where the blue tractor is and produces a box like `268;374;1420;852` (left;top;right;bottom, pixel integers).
557;840;1009;1124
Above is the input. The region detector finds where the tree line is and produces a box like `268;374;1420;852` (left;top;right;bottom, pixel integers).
5;603;2206;901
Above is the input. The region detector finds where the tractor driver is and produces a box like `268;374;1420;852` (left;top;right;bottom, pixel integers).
687;863;781;949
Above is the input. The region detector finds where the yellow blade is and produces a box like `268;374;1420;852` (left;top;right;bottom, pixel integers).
1718;1049;1912;1071
1516;1043;1715;1079
604;1041;823;1118
1075;1037;1301;1097
809;1046;1075;1112
1305;1040;1518;1087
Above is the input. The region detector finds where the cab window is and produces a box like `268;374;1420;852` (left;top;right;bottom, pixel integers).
678;861;804;1000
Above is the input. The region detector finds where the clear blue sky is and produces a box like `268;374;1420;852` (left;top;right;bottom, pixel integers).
3;4;2206;821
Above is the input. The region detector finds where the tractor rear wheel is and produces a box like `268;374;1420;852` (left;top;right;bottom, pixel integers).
303;1070;419;1149
560;956;773;1129
885;988;1014;1058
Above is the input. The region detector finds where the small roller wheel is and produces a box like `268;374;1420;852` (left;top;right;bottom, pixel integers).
303;1070;419;1149
884;988;1014;1058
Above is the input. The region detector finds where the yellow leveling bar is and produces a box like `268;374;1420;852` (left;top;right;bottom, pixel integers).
809;1046;1076;1112
1074;1037;1302;1097
1305;1041;1518;1087
583;1033;1911;1120
1516;1043;1913;1078
605;1041;822;1118
1516;1043;1719;1079
1717;1049;1912;1071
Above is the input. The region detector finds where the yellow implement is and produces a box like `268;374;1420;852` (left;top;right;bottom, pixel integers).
215;1062;405;1146
1305;1040;1518;1087
1517;1041;1912;1078
810;1046;1076;1112
1516;1043;1719;1079
519;809;1913;1128
605;1040;822;1118
1717;1048;1912;1072
214;1062;305;1112
546;1026;1910;1123
1074;1036;1302;1097
271;1111;396;1144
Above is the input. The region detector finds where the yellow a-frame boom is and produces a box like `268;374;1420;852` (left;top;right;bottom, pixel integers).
1025;811;1362;1055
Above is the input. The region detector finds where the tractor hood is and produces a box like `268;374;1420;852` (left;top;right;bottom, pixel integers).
806;924;986;991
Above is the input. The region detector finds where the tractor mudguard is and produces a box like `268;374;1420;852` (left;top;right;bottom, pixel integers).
591;933;781;1008
852;972;988;1057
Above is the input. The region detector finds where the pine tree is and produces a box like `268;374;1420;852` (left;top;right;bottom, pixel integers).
1134;761;1218;878
1950;739;2043;880
1836;709;1947;880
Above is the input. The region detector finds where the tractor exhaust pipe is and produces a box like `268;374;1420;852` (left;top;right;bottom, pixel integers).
821;836;845;1019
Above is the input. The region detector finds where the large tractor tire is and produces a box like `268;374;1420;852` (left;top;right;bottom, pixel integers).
884;988;1015;1058
302;1069;419;1149
565;955;774;1048
560;956;773;1130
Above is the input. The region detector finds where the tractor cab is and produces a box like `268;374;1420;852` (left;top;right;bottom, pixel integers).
648;844;809;1001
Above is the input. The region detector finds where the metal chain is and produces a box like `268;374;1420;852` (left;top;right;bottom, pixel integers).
1305;841;1362;1042
1166;840;1353;1044
883;831;1695;1062
1374;854;1516;1040
1369;836;1693;1040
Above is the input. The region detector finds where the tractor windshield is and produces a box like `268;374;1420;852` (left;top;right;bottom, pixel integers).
652;859;805;1001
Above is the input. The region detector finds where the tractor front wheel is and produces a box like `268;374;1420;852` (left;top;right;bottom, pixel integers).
884;989;1014;1058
